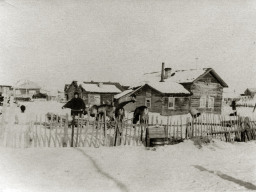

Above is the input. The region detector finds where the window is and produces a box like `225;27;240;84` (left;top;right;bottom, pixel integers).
208;96;214;109
29;90;36;95
168;97;175;109
145;98;151;108
200;96;206;108
88;94;100;105
15;90;21;95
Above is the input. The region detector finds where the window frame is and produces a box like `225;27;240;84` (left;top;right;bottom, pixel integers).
168;97;175;109
199;96;207;108
208;96;214;109
145;98;151;108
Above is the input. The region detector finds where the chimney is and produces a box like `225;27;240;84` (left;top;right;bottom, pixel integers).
98;82;103;88
164;68;172;79
160;62;165;82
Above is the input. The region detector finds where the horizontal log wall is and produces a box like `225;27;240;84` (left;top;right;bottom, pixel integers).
190;72;224;114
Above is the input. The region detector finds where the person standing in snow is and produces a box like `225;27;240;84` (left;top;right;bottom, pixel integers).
230;100;237;116
62;92;85;117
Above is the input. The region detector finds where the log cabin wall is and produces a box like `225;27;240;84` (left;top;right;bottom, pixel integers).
100;93;114;104
189;72;223;114
81;92;116;105
161;96;190;116
122;84;190;115
133;85;162;113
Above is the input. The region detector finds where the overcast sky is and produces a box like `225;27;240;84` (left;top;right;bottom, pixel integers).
1;0;256;93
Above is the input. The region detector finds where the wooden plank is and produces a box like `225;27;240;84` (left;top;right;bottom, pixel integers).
63;114;69;147
167;116;169;141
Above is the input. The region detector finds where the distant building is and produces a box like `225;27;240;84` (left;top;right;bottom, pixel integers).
243;88;256;98
0;85;12;97
13;80;41;99
65;81;124;105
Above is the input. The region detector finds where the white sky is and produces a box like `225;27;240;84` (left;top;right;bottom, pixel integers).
1;0;256;93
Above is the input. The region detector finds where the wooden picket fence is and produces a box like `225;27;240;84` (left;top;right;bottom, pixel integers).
1;107;256;148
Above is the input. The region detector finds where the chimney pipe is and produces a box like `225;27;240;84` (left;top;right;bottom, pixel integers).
98;82;103;88
160;62;165;82
164;68;172;79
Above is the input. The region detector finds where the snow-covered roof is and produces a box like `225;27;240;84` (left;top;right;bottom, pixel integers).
168;69;207;83
14;80;41;89
81;83;121;93
114;89;134;99
141;68;228;87
142;69;207;84
146;81;190;94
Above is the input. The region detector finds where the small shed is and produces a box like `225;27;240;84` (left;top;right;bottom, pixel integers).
80;82;123;106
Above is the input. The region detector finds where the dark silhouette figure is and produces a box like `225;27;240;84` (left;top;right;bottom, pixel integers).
20;105;26;113
230;100;237;116
62;92;85;116
133;106;149;124
132;106;149;142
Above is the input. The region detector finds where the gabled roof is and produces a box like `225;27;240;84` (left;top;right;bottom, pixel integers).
114;89;134;99
115;81;190;100
80;82;122;93
145;82;191;95
83;81;125;92
142;68;228;87
14;80;41;89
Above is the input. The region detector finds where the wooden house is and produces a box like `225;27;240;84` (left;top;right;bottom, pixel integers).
80;82;124;106
116;63;228;115
65;80;124;105
114;81;191;115
142;63;228;114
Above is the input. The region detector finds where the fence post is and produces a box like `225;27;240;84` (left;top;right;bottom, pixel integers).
185;117;188;139
71;114;75;147
63;113;68;147
75;117;80;147
166;116;169;143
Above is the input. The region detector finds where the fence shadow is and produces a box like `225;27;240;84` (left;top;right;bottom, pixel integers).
193;165;256;190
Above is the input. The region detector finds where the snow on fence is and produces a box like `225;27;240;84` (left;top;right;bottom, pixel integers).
0;108;256;148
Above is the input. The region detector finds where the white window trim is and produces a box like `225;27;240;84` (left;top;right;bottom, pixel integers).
145;98;151;108
200;96;207;108
168;97;175;109
208;96;214;109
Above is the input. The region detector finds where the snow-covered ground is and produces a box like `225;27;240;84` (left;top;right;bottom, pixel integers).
0;140;255;192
